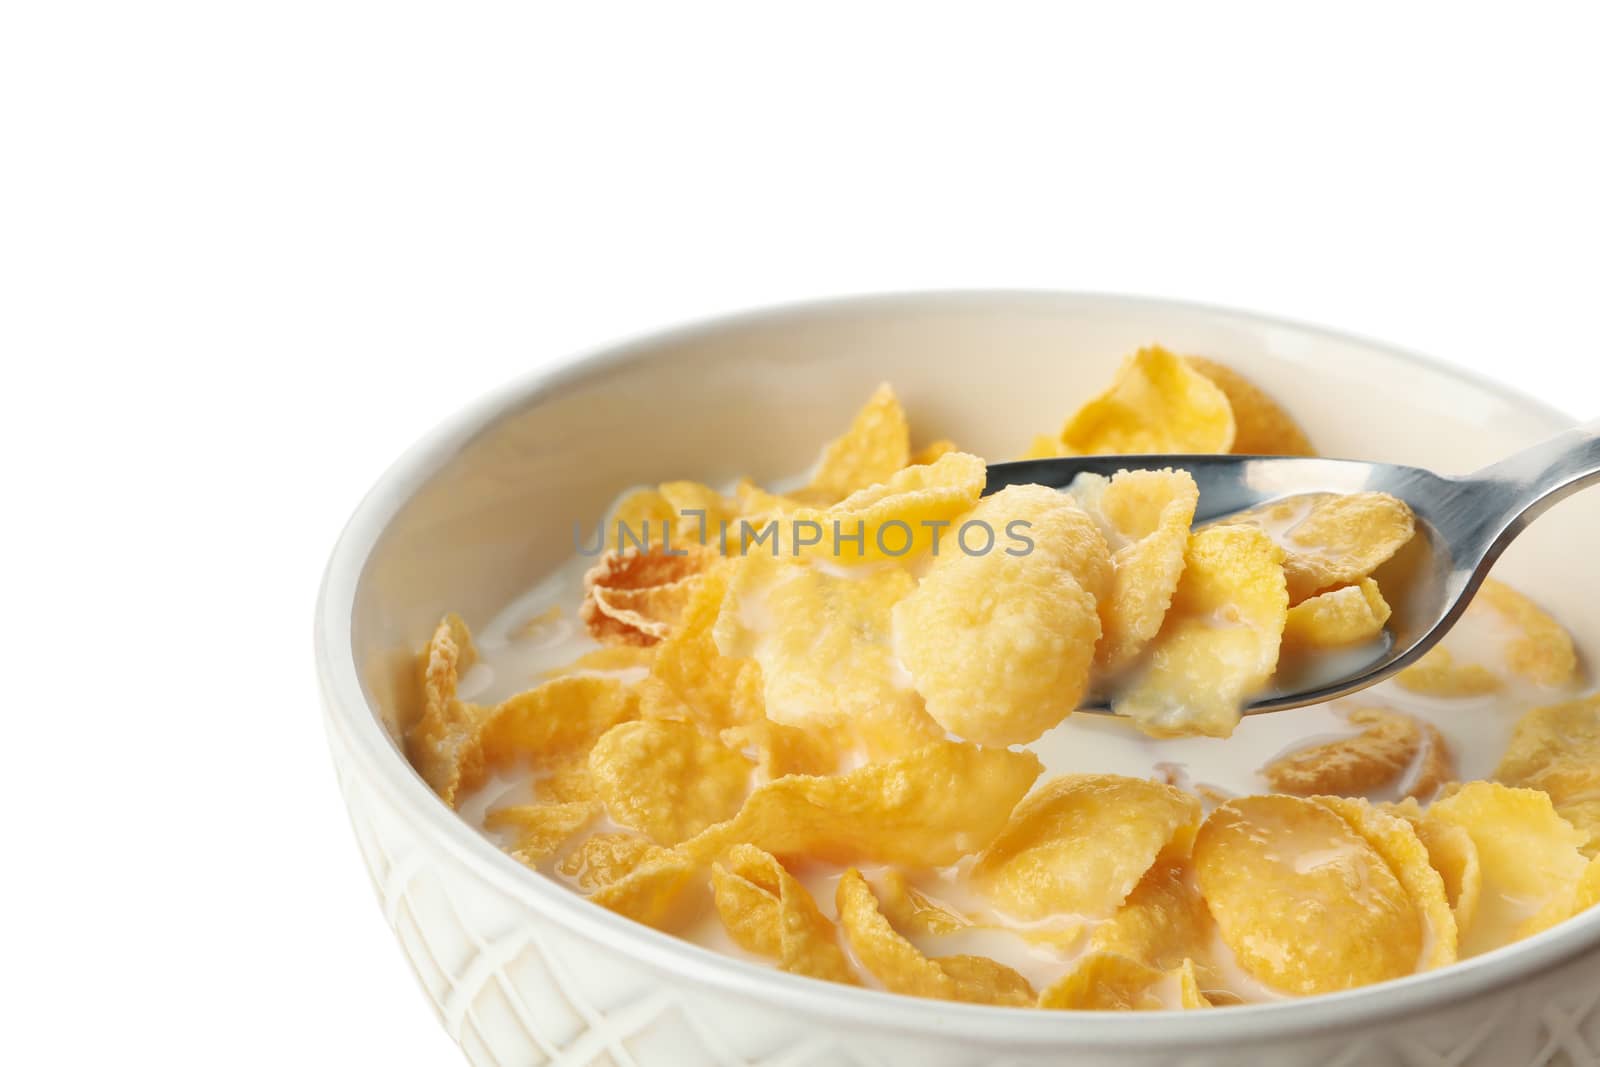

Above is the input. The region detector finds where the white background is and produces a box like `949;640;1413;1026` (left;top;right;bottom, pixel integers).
3;3;1598;1064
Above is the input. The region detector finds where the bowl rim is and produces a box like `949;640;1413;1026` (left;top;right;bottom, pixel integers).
315;288;1600;1050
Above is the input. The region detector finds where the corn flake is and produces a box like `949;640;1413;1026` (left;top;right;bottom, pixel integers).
607;487;677;552
541;644;656;680
1411;782;1588;956
1314;796;1458;969
1261;706;1454;800
1395;646;1503;698
485;802;599;866
659;481;739;549
533;755;598;803
1070;468;1199;673
804;383;911;503
406;613;486;806
557;832;658;891
1193;795;1422;994
715;552;940;756
719;718;841;780
1282;579;1392;649
1038;952;1174;1011
637;562;764;732
588;847;701;930
469;676;640;793
1060;347;1235;455
581;547;710;646
934;954;1037;1007
1393;804;1482;934
1496;693;1600;855
792;450;988;563
1113;525;1287;738
892;485;1109;745
1184;357;1315;456
1089;859;1215;977
910;438;959;466
971;774;1201;921
875;869;972;936
731;479;804;523
836;869;1033;1005
553;831;704;931
1474;578;1580;687
1227;491;1414;603
684;741;1042;868
589;719;754;845
1019;434;1073;460
711;845;856;984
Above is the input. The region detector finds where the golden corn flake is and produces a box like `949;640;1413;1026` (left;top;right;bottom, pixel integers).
1496;693;1600;855
1060;346;1235;455
892;486;1109;745
1070;468;1199;673
1393;804;1482;934
1018;434;1073;460
1113;525;1287;738
804;383;911;504
556;828;703;931
711;845;856;984
835;868;958;999
1282;579;1391;650
875;869;972;936
532;755;598;804
910;438;959;466
1175;958;1213;1009
791;450;988;563
588;719;753;845
685;741;1041;868
557;832;658;891
637;561;764;732
485;802;599;867
714;552;939;757
1416;782;1588;956
1194;795;1422;995
580;547;709;646
1227;491;1415;604
1184;357;1315;457
659;481;739;548
1089;859;1215;977
607;487;677;552
932;953;1037;1007
1039;951;1179;1011
470;675;640;793
1519;852;1600;941
1473;578;1580;687
1397;578;1579;697
1407;722;1456;802
588;846;701;931
719;718;840;780
733;478;803;522
1261;706;1455;800
1314;796;1458;969
541;644;656;680
406;613;485;806
1395;646;1503;698
972;774;1201;922
836;869;1033;1005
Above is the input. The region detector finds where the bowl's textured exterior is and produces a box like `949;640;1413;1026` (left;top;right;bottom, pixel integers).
317;292;1600;1066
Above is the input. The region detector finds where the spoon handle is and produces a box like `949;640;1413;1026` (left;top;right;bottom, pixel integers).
1458;418;1600;564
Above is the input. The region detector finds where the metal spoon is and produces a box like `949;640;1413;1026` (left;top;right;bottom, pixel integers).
984;420;1600;715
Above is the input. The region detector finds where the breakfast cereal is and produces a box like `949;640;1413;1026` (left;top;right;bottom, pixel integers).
404;349;1597;1012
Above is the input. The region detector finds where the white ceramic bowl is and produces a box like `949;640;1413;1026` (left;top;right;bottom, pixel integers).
316;292;1600;1067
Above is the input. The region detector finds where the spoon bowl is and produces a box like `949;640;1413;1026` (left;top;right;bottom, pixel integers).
986;418;1600;714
